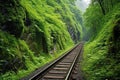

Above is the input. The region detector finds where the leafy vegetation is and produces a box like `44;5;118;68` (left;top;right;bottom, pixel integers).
0;0;83;79
82;0;120;79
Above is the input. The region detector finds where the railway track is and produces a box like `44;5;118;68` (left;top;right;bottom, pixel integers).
22;43;83;80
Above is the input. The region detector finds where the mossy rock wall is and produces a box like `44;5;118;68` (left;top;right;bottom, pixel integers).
0;0;83;73
82;2;120;80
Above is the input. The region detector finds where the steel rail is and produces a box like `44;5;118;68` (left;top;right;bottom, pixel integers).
65;44;82;80
28;43;80;80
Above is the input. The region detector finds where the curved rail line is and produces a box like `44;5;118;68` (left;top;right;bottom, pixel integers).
22;43;83;80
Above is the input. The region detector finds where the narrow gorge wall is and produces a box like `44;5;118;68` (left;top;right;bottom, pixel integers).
82;0;120;79
0;0;83;74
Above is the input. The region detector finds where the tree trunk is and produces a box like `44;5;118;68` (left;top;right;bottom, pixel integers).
98;0;106;15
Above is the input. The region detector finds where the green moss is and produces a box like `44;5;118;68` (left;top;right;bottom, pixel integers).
0;0;82;79
82;3;120;80
0;30;34;73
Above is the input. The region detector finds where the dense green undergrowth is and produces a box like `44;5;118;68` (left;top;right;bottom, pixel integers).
82;1;120;80
0;0;82;79
0;37;73;79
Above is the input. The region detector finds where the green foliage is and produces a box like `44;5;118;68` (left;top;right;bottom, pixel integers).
0;30;35;73
83;1;104;40
0;0;83;79
0;0;25;38
82;2;120;80
83;0;120;41
20;0;76;52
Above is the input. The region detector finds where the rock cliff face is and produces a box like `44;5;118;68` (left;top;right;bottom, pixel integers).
0;0;82;73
